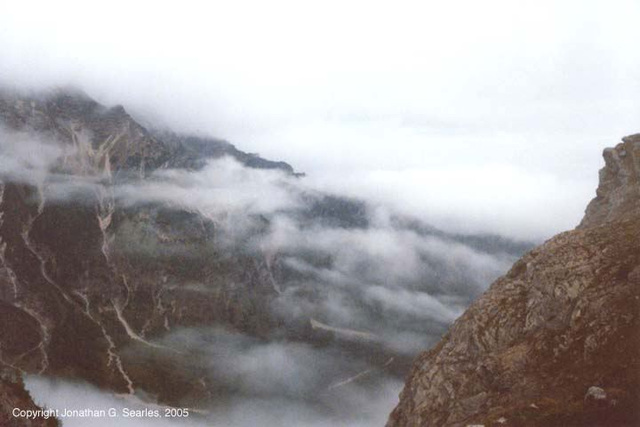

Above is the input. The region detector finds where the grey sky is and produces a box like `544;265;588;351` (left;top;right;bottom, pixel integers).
1;0;638;239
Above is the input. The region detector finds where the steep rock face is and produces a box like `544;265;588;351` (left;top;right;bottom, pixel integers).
152;130;298;174
580;134;640;228
0;366;58;427
0;87;171;175
0;88;284;404
0;87;297;176
388;135;640;426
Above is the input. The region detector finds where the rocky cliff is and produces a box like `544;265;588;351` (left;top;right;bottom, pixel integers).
0;368;58;427
0;88;285;403
388;135;640;426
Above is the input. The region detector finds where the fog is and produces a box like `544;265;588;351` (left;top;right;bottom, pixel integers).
2;127;521;425
25;376;197;427
40;147;516;352
2;1;639;240
0;129;68;184
2;2;638;425
24;329;404;427
25;328;404;427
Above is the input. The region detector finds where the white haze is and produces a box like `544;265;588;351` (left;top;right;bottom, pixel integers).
25;329;403;427
109;155;515;351
116;158;300;232
2;0;639;240
25;376;197;427
0;129;68;184
24;331;401;427
1;2;637;425
0;128;514;348
2;131;518;425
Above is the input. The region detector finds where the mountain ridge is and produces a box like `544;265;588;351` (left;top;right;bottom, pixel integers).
0;86;299;177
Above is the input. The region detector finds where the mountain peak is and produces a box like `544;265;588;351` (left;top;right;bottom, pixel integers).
580;133;640;228
0;88;301;177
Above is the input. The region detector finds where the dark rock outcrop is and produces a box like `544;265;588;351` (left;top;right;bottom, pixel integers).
152;130;298;174
388;135;640;426
580;133;640;228
0;366;58;427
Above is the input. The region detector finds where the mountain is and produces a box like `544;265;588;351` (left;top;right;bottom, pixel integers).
0;87;532;425
388;135;640;426
0;88;289;401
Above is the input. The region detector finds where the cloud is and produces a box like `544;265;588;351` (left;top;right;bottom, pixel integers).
25;329;403;427
0;126;520;359
0;128;68;184
254;203;517;354
2;2;635;424
364;286;463;324
1;0;638;239
24;376;198;427
116;157;299;218
0;124;530;424
0;126;515;353
99;153;516;357
157;328;406;427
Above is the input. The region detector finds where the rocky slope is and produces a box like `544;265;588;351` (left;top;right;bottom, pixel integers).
388;135;640;426
0;88;286;402
0;367;58;427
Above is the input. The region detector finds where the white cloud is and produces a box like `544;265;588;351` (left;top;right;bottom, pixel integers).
117;157;298;217
25;330;402;427
1;1;638;239
0;128;67;183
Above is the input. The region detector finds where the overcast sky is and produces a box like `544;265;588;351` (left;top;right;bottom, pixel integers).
1;0;638;240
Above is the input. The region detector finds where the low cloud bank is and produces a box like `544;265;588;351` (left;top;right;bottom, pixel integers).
26;329;404;427
0;129;522;356
4;128;525;425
